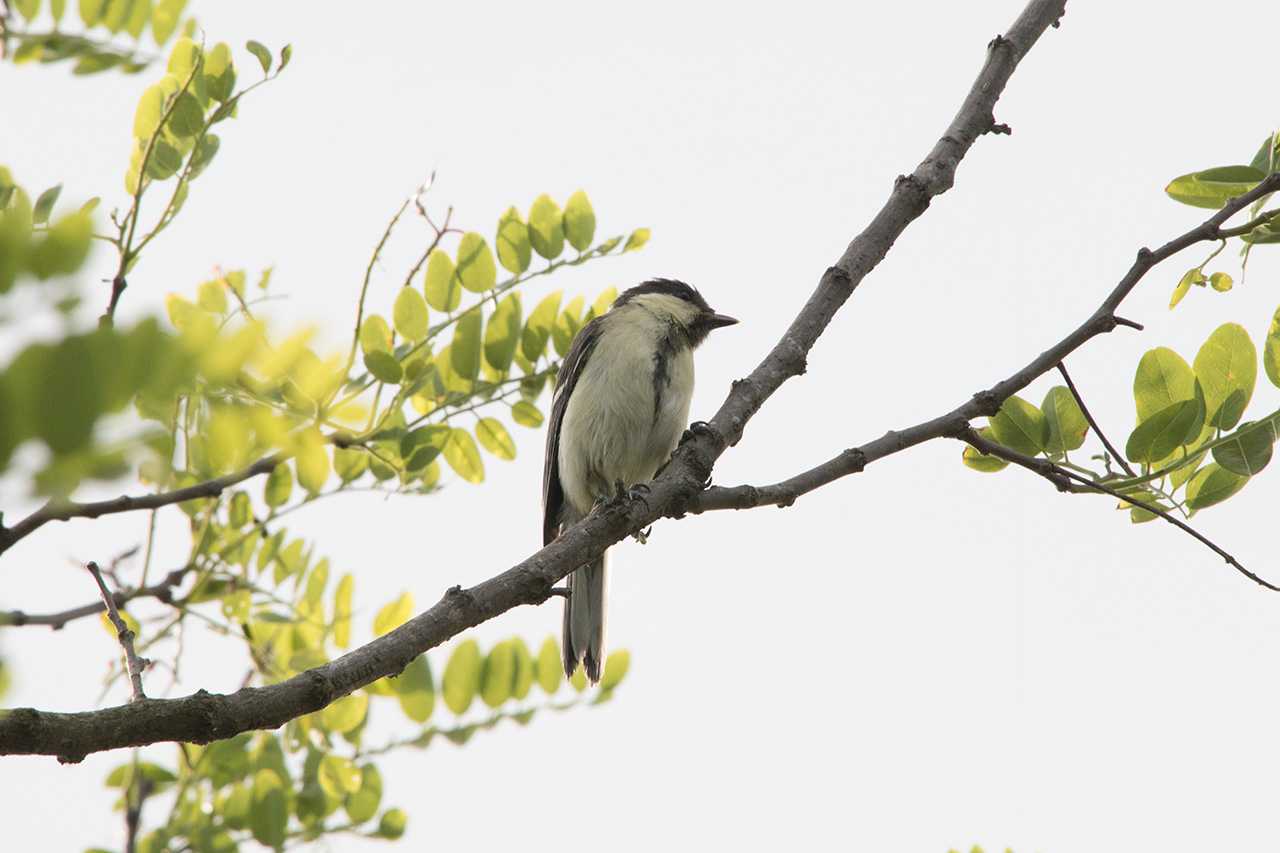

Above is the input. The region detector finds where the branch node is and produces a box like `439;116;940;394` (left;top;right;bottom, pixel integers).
1112;315;1144;331
1136;247;1153;262
970;390;1001;417
987;33;1010;51
988;121;1012;136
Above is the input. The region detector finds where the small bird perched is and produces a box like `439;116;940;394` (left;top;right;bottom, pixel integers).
542;279;737;682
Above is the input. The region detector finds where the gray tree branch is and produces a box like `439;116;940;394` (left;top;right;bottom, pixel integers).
0;565;191;629
86;561;149;702
0;0;1069;760
685;171;1280;516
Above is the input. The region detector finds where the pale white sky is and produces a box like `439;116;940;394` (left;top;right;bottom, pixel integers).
4;2;1280;851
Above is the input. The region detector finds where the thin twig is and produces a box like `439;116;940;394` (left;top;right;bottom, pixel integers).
0;456;283;556
958;428;1280;592
1;565;192;630
1056;361;1136;477
86;561;149;701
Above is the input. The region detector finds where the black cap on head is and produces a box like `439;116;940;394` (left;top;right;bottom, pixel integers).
615;278;737;346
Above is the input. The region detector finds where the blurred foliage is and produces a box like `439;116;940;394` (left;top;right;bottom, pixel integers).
2;9;644;852
965;127;1280;528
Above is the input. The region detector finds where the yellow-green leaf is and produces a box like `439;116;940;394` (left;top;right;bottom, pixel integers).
455;232;497;293
249;769;287;849
333;573;353;649
423;249;460;311
528;194;564;260
479;640;515;708
535;636;562;694
511;401;543;428
483;293;522;372
451;311;482;381
393;286;429;342
443;427;484;483
988;395;1048;456
961;426;1008;473
295;431;330;494
344;764;383;825
1193;322;1257;429
373;592;414;637
1165;165;1266;210
395;655;435;723
475;418;515;460
496;206;531;274
133;84;165;139
359;314;392;354
364;350;403;384
1134;346;1195;421
263;462;292;507
563;190;596;252
1041;385;1088;455
442;638;481;715
320;692;368;734
1185;462;1248;510
1209;271;1233;292
623;227;650;252
600;649;630;691
1263;305;1280;390
522;290;561;362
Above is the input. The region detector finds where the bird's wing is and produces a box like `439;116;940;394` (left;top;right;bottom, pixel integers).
542;316;605;545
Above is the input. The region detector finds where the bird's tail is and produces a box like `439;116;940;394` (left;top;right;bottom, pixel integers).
562;552;608;684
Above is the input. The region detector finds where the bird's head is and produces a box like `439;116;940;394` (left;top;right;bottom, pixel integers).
612;278;738;347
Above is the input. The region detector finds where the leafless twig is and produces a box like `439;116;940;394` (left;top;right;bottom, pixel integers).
86;562;149;702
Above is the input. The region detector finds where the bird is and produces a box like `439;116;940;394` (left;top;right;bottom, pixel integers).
542;278;738;682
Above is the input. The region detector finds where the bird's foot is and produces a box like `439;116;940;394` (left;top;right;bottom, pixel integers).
680;420;717;445
633;524;653;545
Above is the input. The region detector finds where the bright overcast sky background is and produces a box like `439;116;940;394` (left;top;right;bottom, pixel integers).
4;2;1280;851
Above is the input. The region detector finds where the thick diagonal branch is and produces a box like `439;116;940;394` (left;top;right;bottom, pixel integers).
0;0;1068;760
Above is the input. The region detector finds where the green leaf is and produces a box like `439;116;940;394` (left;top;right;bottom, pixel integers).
344;764;382;825
623;227;650;252
228;490;251;527
1250;132;1279;174
395;654;435;723
263;462;292;507
1165;165;1266;210
480;640;515;708
149;0;185;44
1169;268;1203;309
496;206;531;274
1134;347;1195;421
454;232;497;293
295;434;330;494
14;0;40;22
1193;322;1257;429
363;351;403;384
600;649;630;691
988;395;1048;456
442;638;482;715
450;311;482;381
123;0;148;38
133;84;165;139
1212;417;1278;476
551;295;585;358
511;401;544;428
333;573;353;649
320;692;368;734
475;418;516;461
483;293;522;372
570;665;588;692
168;92;204;138
563;190;596;252
528;194;565;260
1209;271;1233;292
32;184;61;225
1040;386;1088;455
1125;398;1205;464
318;755;362;799
961;427;1008;473
373;591;414;637
535;636;562;694
393;287;429;342
377;808;407;840
359;314;392;354
522;290;561;362
1263;305;1280;390
334;446;368;482
1185;463;1248;510
443;427;484;483
423;249;460;311
245;40;272;73
510;638;535;700
249;769;287;849
401;425;449;471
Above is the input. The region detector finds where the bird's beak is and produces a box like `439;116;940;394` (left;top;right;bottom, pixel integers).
706;313;739;329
